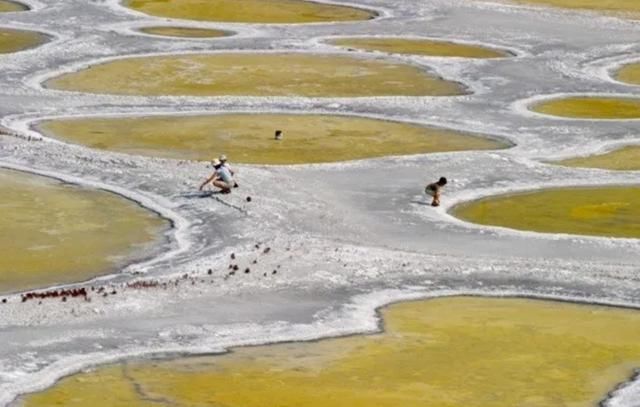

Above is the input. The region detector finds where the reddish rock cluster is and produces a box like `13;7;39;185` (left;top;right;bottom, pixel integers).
21;287;88;303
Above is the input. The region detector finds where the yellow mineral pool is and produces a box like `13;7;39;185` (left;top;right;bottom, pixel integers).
37;114;509;164
452;186;640;238
20;297;640;407
44;53;467;97
0;168;167;293
123;0;376;24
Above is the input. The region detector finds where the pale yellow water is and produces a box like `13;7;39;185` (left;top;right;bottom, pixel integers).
38;114;508;164
330;38;510;58
45;53;465;97
531;97;640;119
20;297;640;407
0;0;27;12
0;28;48;54
494;0;640;18
0;169;167;293
452;187;640;238
138;26;229;38
615;63;640;86
123;0;376;24
557;146;640;171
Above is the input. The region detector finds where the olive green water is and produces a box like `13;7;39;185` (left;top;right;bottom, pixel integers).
123;0;375;24
138;26;229;38
508;0;640;18
21;297;640;407
0;28;48;54
0;0;27;12
557;146;640;171
453;187;640;238
615;63;640;86
330;38;510;58
0;169;167;293
45;53;465;97
38;114;507;164
531;97;640;119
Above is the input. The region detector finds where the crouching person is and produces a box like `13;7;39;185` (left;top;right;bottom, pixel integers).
199;158;235;194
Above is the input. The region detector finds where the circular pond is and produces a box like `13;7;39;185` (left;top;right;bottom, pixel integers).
138;26;230;38
0;0;28;12
0;28;48;54
123;0;376;24
45;53;466;97
530;97;640;119
452;186;640;238
615;62;640;86
20;297;640;407
37;114;508;164
329;37;511;58
0;168;167;293
556;146;640;171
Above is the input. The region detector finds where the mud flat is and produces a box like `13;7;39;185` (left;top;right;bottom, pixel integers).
0;168;167;293
138;26;230;38
556;146;640;171
530;97;640;119
45;53;466;97
0;28;48;54
20;297;640;406
502;0;640;18
37;114;508;164
329;37;511;58
123;0;376;24
452;186;640;238
0;0;27;12
615;63;640;86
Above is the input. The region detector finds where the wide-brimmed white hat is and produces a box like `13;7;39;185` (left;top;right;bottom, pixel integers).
219;154;227;162
211;158;221;166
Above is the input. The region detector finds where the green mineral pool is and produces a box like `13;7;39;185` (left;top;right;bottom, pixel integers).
615;62;640;86
36;114;508;164
44;53;466;97
0;0;28;12
556;146;640;171
122;0;376;24
452;186;640;238
0;28;48;54
531;97;640;119
329;37;511;58
138;26;230;38
20;296;640;407
0;168;167;293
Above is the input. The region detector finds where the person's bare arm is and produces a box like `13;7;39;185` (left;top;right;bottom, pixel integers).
199;173;217;190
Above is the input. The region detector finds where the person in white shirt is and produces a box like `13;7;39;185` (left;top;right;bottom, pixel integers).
199;158;235;194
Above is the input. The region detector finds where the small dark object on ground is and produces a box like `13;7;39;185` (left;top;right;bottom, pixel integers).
263;247;271;254
207;269;213;275
234;182;239;188
231;253;236;260
232;265;239;271
272;270;277;275
62;297;67;302
245;268;250;274
263;272;267;277
252;259;257;264
246;196;252;202
1;298;6;304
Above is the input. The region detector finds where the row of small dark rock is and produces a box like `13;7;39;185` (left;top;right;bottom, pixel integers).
1;242;282;306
